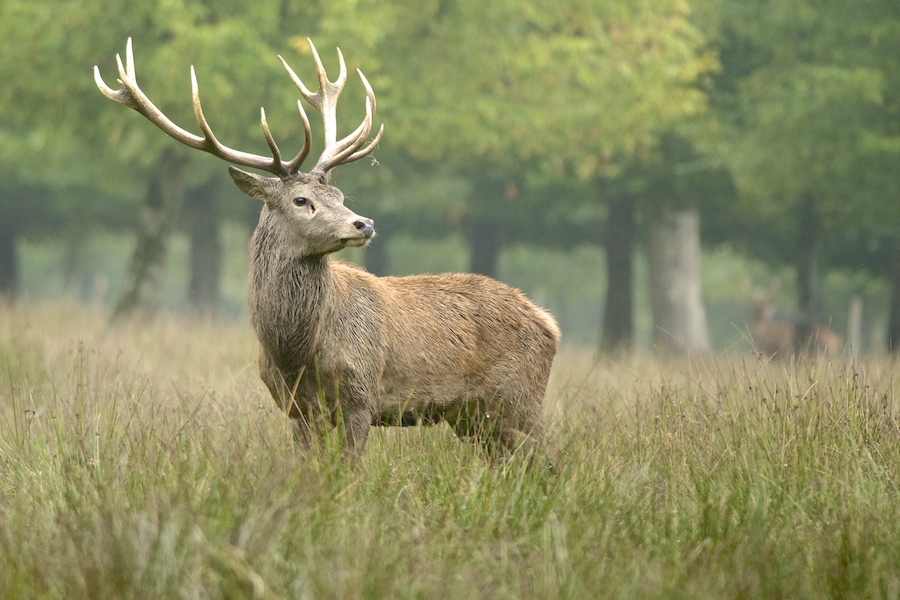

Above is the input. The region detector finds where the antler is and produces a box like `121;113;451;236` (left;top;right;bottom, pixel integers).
280;39;384;177
94;38;310;178
94;38;382;179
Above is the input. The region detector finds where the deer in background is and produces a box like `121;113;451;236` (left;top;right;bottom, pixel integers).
750;291;843;360
95;39;559;458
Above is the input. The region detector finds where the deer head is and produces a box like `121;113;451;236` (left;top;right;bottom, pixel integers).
94;38;383;257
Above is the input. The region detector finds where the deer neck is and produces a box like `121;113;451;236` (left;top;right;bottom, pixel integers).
248;213;337;367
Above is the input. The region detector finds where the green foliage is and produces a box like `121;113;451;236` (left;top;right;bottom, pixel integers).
381;0;714;180
0;0;714;238
4;0;899;345
722;64;882;214
3;303;900;598
703;0;900;273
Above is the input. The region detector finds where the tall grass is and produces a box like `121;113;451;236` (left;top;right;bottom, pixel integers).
1;301;899;599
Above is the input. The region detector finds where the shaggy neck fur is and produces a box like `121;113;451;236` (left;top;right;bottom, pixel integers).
248;209;337;371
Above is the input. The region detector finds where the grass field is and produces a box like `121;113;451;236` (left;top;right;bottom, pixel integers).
1;300;899;599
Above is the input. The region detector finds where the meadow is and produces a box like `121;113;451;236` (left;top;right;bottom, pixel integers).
1;301;899;599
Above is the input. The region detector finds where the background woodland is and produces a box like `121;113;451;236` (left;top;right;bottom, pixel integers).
1;0;898;354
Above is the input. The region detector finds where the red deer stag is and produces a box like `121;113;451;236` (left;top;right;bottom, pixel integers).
750;294;843;359
94;38;559;458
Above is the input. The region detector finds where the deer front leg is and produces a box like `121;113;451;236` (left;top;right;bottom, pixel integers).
335;373;378;454
257;349;323;448
342;409;373;454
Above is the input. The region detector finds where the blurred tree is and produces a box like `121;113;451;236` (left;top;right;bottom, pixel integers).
702;0;899;351
612;132;731;354
375;0;715;347
111;148;185;319
2;0;714;343
185;176;223;316
648;208;711;353
381;1;712;175
599;192;635;352
0;0;392;316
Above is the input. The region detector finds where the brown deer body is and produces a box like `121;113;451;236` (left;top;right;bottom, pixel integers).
95;39;559;456
750;297;842;359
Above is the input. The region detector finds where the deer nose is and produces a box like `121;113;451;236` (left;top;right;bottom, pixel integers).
354;218;375;237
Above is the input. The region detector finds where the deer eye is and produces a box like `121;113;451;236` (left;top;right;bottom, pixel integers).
293;197;309;207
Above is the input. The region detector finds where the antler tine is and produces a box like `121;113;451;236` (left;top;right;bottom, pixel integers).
309;39;348;105
316;71;383;171
308;39;346;148
188;67;299;176
345;122;384;165
283;99;313;173
279;41;382;177
95;38;298;178
279;42;346;149
95;39;206;150
257;102;311;174
259;107;283;166
333;69;383;166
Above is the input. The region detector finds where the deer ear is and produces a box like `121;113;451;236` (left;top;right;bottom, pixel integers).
228;166;278;202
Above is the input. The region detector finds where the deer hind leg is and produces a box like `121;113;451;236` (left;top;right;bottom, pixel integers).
450;395;543;461
493;401;544;461
341;409;372;455
475;354;554;465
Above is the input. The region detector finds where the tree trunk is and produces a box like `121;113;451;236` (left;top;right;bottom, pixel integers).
112;150;186;321
794;194;819;354
62;229;86;298
647;207;711;354
468;220;500;279
888;239;900;354
0;212;18;300
847;293;863;357
185;176;222;317
600;193;634;353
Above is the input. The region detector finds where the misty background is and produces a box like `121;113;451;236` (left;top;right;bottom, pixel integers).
1;0;897;354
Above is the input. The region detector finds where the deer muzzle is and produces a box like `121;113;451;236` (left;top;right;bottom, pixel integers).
354;217;375;238
342;216;375;247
